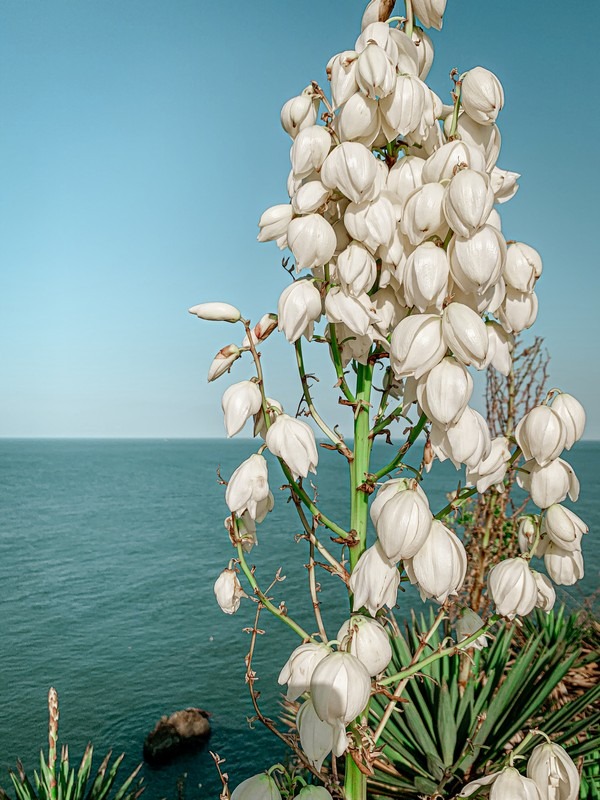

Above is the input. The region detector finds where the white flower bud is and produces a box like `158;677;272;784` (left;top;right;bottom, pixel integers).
257;204;294;243
488;558;538;619
207;344;241;382
380;74;427;137
444;169;495;239
361;0;396;30
338;615;392;676
214;568;246;615
490;167;520;203
388;26;421;73
390;313;445;379
325;288;378;336
411;26;435;80
403;241;449;312
448;225;506;295
356;43;395;99
411;0;446;30
401;183;447;246
461;66;504;126
442;302;489;369
527;742;580;800
231;774;282;800
310;651;371;725
291;180;332;215
532;571;556;612
484;322;514;376
370;477;428;525
328;51;359;108
386;155;424;205
336;92;379;144
515;405;567;467
422;141;486;184
337;241;377;296
287;214;337;271
551;394;586;449
517;516;546;556
544;544;584;586
291;125;332;179
225;454;270;520
321;141;380;204
278;279;322;343
265;413;318;479
221;380;263;438
296;699;347;773
517;458;580;509
405;520;467;603
417;357;473;428
373;482;433;561
466;436;511;494
503;242;542;292
281;88;319;139
544;504;587;550
449;113;501;171
188;301;241;322
349;542;400;616
345;195;397;252
498;288;538;333
455;608;489;650
278;642;331;701
431;407;491;469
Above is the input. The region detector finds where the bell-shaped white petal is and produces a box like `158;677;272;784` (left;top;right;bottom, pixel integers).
310;651;371;725
361;0;396;30
484;322;514;376
459;772;502;798
490;166;520;203
448;225;506;295
488;558;538;619
349;541;400;615
321;141;380;204
551;394;586;449
527;742;580;800
455;608;489;650
544;544;584;586
225;454;270;520
466;436;511;493
281;87;320;139
231;774;282;800
386;155;424;205
325;288;378;336
405;520;467;603
288;214;337;271
370;477;428;526
491;767;541;800
417;357;473;428
291;125;332;179
221;380;263;438
297;786;335;800
371;285;409;336
257;204;294;243
338;615;393;676
278;642;332;700
503;242;542;292
403;242;449;312
543;504;588;550
296;699;346;773
431;407;491;469
291;180;332;215
357;22;407;66
373;483;433;561
422;141;486;184
356;43;395;99
336;92;379;144
380;74;426;137
213;568;247;615
188;301;241;322
265;413;318;478
278;279;322;343
328;50;359;108
390;313;445;379
443;169;495;239
517;458;579;509
411;26;435;79
207;344;241;382
412;0;446;29
345;195;396;252
253;398;283;440
461;66;505;126
498;288;538;333
401;183;447;246
449;113;501;171
532;571;556;612
442;302;489;369
337;241;377;296
515;406;567;467
332;322;374;367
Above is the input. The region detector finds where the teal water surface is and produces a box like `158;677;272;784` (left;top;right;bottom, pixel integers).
0;439;597;799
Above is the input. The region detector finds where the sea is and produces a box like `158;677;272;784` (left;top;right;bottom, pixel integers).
0;439;597;799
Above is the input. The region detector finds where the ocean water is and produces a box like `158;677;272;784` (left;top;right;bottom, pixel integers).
0;439;597;799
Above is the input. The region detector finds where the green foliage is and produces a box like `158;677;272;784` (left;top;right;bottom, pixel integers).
368;608;600;799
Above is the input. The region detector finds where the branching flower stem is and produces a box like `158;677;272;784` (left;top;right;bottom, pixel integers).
371;413;428;481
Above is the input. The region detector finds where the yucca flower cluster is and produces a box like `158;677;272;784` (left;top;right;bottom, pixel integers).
189;0;588;796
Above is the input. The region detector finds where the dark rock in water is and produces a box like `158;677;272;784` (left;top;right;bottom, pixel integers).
143;708;211;766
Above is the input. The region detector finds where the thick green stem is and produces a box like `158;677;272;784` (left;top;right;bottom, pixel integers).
349;362;373;570
344;755;366;800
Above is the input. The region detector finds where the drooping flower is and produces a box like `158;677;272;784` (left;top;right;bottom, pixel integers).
213;568;246;615
532;571;556;613
515;406;567;467
221;380;263;438
465;436;511;493
405;520;467;603
349;541;400;615
287;214;337;271
487;558;538;619
296;699;347;772
543;504;588;550
544;544;584;586
337;615;393;676
257;204;294;244
460;66;505;126
281;86;320;138
277;279;322;343
278;642;332;700
551;393;586;449
265;414;318;478
231;773;282;800
411;0;447;30
225;454;270;520
455;608;489;650
517;458;579;509
417;357;473;428
527;741;580;800
310;651;371;725
390;313;445;380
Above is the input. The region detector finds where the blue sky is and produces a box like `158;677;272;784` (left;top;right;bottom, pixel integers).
1;0;598;438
